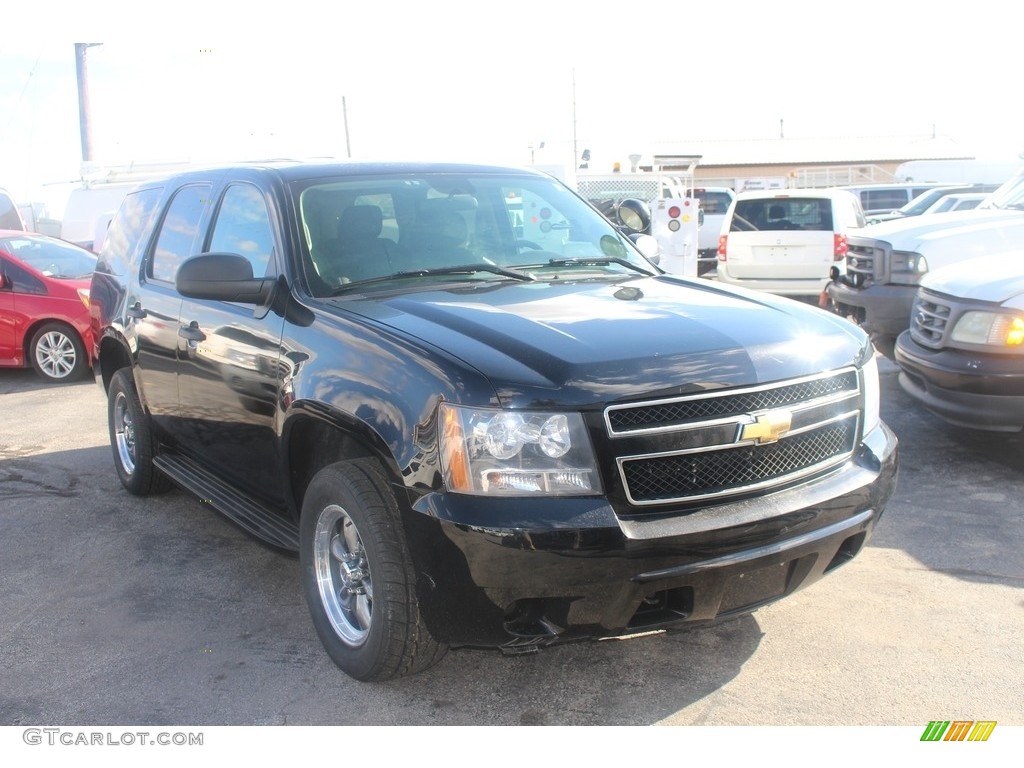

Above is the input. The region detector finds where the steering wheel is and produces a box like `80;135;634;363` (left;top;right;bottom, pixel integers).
516;240;542;251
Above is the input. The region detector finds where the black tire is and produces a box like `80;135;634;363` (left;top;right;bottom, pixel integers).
872;333;897;361
107;368;171;495
29;322;88;382
300;459;447;681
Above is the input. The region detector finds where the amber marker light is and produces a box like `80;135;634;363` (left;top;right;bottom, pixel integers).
1007;317;1024;346
439;404;471;492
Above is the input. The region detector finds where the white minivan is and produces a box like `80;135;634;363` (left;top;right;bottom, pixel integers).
716;189;866;298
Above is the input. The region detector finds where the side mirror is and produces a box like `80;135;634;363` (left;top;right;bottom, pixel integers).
0;272;7;290
631;234;660;265
176;253;274;305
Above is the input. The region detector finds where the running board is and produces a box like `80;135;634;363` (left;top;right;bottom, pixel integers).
154;454;299;553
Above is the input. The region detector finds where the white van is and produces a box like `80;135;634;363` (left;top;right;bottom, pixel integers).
60;183;139;250
837;183;949;216
716;189;866;298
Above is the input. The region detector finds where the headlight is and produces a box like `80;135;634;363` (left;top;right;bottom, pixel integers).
890;251;927;284
439;404;600;496
951;311;1024;348
861;353;881;436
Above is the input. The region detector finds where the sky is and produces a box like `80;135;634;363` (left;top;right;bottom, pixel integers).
2;0;1022;216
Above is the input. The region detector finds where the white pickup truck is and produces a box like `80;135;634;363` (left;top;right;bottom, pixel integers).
690;186;735;275
894;252;1024;431
827;171;1024;356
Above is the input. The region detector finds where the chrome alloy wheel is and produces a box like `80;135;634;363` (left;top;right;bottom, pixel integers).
112;391;137;475
35;330;77;379
313;504;373;646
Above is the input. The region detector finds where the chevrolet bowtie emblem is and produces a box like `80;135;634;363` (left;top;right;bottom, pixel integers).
739;410;793;444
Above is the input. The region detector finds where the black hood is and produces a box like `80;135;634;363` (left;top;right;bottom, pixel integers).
337;275;868;408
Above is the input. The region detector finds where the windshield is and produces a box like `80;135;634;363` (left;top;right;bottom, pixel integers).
0;234;97;278
979;172;1024;210
296;171;656;296
898;188;959;216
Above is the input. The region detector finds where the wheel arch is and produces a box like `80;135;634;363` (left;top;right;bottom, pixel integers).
283;403;405;521
96;331;134;392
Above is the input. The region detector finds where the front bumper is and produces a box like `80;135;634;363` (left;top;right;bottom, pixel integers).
403;422;898;648
828;280;916;338
894;331;1024;431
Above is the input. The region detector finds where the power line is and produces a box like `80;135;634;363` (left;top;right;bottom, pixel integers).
0;51;43;142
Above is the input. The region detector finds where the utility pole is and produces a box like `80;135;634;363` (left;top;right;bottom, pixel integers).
572;68;578;171
342;96;351;158
75;43;102;162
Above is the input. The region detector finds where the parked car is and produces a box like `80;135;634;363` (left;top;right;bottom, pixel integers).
91;160;897;682
0;230;95;381
0;188;26;231
837;183;950;216
894;252;1024;431
715;188;866;298
921;192;989;215
827;171;1024;357
688;186;735;275
867;183;1001;224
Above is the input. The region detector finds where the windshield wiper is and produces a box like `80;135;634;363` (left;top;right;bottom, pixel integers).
545;257;655;276
329;263;534;295
395;263;535;281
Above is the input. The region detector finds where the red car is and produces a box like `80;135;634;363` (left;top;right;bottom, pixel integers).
0;230;96;382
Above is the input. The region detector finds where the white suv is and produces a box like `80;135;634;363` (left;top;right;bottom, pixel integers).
716;189;866;298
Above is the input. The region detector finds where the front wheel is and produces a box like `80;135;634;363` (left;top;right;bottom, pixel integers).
107;368;171;495
300;459;447;681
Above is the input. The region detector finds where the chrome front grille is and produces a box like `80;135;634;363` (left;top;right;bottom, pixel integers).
910;291;953;348
606;371;858;434
620;417;857;504
606;369;862;508
844;240;884;287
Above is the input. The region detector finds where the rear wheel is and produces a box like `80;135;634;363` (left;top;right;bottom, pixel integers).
300;459;447;681
29;322;87;382
107;369;171;495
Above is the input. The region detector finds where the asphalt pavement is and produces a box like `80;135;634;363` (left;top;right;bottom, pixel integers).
0;358;1021;726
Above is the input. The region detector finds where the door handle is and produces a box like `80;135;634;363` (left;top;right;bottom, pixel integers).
178;321;206;343
127;302;147;320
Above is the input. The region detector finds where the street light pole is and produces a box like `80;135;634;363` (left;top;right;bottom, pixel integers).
75;43;102;162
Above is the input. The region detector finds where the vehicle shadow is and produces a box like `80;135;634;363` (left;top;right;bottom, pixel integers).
0;367;96;395
0;443;765;727
870;366;1024;589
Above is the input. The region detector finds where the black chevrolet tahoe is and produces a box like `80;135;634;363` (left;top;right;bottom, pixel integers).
90;161;898;681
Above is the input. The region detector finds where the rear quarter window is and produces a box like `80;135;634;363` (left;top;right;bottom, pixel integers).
99;186;163;276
